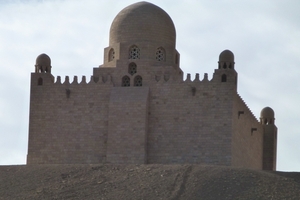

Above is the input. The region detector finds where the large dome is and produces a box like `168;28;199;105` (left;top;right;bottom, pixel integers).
109;1;176;47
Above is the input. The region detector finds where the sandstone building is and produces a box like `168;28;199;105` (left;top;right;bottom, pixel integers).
27;2;277;170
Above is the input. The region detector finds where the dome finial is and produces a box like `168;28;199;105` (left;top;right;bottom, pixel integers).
260;107;275;125
35;53;52;73
218;49;235;69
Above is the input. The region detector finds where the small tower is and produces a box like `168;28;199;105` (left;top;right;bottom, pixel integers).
31;53;54;86
213;49;238;92
260;107;277;170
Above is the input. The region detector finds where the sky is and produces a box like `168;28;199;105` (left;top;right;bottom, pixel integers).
0;0;299;171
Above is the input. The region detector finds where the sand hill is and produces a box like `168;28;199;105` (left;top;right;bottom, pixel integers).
1;164;300;199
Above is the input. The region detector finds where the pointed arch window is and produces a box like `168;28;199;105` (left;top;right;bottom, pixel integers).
38;77;43;85
134;76;142;86
128;63;137;75
156;47;165;61
122;76;130;87
129;45;140;59
108;48;115;62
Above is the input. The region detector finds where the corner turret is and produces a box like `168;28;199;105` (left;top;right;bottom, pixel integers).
212;49;237;91
32;53;54;86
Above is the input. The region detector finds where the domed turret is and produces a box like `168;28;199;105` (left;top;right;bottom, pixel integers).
35;53;51;73
109;2;176;47
260;107;275;125
218;50;235;69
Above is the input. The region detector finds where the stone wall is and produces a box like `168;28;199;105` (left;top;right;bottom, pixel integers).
106;87;149;164
27;73;112;164
231;94;263;170
27;67;265;169
146;75;234;165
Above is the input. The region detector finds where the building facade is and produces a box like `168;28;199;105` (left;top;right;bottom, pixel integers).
27;2;277;170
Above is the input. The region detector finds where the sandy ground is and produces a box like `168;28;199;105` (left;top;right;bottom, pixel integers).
0;164;300;200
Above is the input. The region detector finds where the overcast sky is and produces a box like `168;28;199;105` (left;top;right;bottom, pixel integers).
0;0;299;171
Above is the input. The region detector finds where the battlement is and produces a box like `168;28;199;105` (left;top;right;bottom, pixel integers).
34;68;237;89
184;73;209;82
54;75;114;85
236;94;258;122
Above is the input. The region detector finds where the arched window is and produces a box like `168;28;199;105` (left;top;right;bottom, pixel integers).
108;48;115;61
129;45;140;59
38;77;43;85
134;76;142;86
156;47;165;61
223;63;227;69
128;63;137;75
122;76;130;87
221;74;227;82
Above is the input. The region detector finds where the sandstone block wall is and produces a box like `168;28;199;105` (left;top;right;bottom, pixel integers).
146;76;235;165
27;66;267;170
231;94;263;170
27;73;112;164
106;87;149;164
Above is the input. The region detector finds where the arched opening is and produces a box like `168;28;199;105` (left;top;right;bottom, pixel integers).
122;76;130;87
134;76;142;86
156;47;165;61
128;63;137;75
108;48;115;61
38;66;44;73
221;74;227;82
38;77;43;85
129;45;140;59
223;63;227;69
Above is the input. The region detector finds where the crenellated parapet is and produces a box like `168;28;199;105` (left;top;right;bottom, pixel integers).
54;75;114;86
236;94;258;122
184;73;209;83
32;74;115;87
